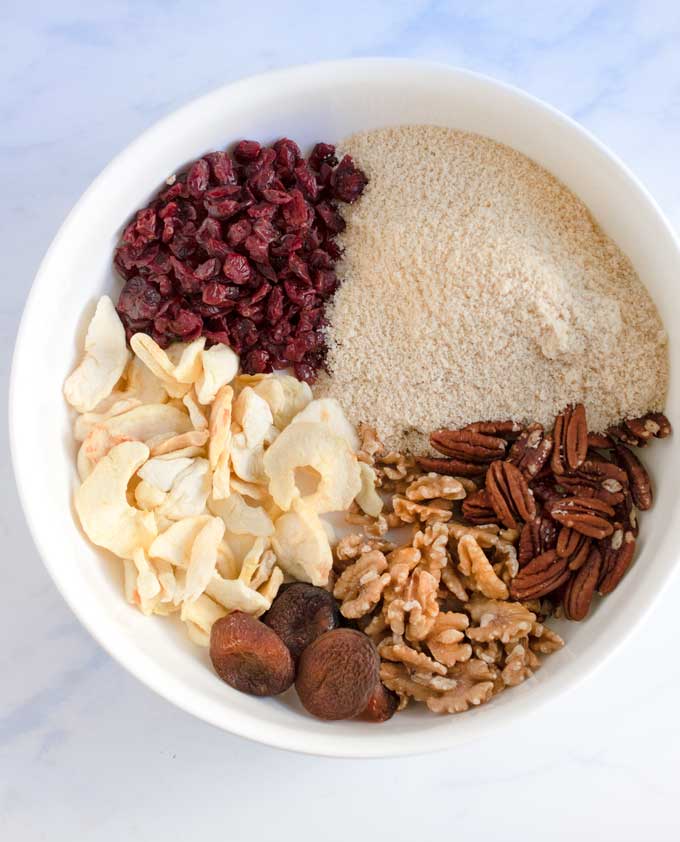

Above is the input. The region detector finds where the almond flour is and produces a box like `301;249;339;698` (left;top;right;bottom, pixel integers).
316;125;668;452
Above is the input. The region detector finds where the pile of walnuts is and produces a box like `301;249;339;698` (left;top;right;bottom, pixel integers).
331;428;564;714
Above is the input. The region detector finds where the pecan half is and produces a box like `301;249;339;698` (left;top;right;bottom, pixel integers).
462;420;522;439
509;550;570;600
624;412;672;444
598;527;636;595
485;461;536;529
416;456;485;477
548;496;614;539
556;476;624;508
587;432;614;450
614;444;653;510
614;489;639;537
551;404;588;475
531;477;565;506
518;516;557;567
606;424;644;448
563;546;602;620
462;489;497;524
555;526;591;570
508;424;553;479
430;429;506;463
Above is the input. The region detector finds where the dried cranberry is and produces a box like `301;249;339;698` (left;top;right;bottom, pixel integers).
316;201;346;234
204;189;240;220
194;258;221;281
159;180;188;202
244;349;271;374
309;142;337;171
205;151;236;185
170;256;200;293
202;282;236;306
273;138;302;171
282;189;311;230
295;161;319;201
289;253;311;284
261;188;292;205
313;269;338;296
168;309;202;339
294;362;315;383
222;252;253;284
117;276;162;321
252;219;277;244
247;202;277;220
233;140;261;162
331;155;368;203
226;219;252;247
244;234;270;264
270;233;303;257
113;137;367;380
187;159;210;198
204;329;230;345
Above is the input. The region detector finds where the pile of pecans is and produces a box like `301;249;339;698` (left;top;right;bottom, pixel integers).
418;406;671;621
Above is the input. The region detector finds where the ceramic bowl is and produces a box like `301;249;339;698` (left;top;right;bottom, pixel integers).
10;59;679;756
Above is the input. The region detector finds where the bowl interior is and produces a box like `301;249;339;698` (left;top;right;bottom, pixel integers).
11;60;680;757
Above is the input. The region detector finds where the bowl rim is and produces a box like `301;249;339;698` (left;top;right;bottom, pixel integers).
10;57;680;757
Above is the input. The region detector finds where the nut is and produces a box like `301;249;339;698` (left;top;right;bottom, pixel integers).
430;429;506;462
508;424;553;478
614;444;653;510
598;529;636;595
509;550;570;600
462;488;497;524
416;455;486;477
563;546;602;620
485;460;536;529
548;496;614;539
551;404;588;474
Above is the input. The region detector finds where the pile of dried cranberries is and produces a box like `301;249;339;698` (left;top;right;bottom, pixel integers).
114;139;367;382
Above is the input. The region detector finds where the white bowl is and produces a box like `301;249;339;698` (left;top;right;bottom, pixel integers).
10;59;680;757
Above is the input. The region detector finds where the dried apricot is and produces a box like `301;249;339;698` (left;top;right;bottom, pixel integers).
263;583;340;661
210;611;294;696
295;628;379;720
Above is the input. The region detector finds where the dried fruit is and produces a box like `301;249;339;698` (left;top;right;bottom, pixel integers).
263;583;340;661
295;628;380;720
357;682;398;722
209;611;294;696
114;139;367;381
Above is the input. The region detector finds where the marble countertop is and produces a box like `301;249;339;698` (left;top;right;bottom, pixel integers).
2;2;680;839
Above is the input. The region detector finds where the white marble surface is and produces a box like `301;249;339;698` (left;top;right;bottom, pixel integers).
3;1;680;838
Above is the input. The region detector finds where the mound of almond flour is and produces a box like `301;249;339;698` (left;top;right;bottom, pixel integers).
315;125;668;452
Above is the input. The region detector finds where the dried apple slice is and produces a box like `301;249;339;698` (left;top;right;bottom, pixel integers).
263;421;361;514
74;440;157;559
271;500;333;586
64;296;130;413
